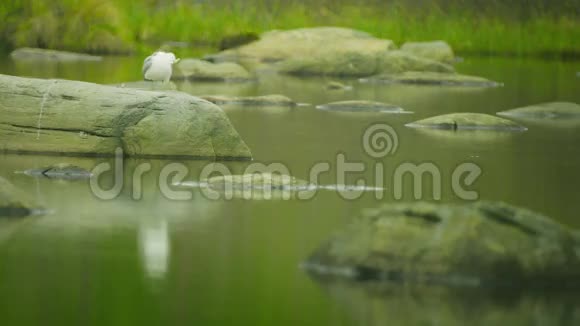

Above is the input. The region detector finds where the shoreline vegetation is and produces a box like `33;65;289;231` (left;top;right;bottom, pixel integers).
0;0;578;58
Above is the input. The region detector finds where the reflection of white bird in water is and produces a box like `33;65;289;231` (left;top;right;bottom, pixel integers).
142;51;180;83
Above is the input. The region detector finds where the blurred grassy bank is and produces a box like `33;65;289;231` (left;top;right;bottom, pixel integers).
0;0;578;58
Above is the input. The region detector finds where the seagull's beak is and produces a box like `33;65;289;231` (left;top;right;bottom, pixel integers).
173;58;181;64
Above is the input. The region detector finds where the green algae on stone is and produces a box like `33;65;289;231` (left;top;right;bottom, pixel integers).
377;51;455;74
0;177;43;217
0;74;252;159
497;102;580;120
303;201;580;288
400;41;455;63
199;94;297;107
316;100;410;114
173;59;253;82
405;113;527;131
361;71;500;87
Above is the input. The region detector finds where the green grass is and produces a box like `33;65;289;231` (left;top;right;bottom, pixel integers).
0;0;578;57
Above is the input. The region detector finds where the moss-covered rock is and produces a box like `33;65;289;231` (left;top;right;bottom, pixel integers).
405;113;526;131
377;51;455;74
10;48;102;62
22;163;92;180
303;201;580;288
206;27;388;65
360;71;500;87
0;74;252;159
316;100;410;113
0;177;43;217
400;41;455;63
497;102;580;119
173;59;253;82
199;94;297;107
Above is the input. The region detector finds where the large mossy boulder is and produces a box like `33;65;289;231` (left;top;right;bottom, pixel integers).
277;49;454;77
10;48;102;62
405;113;527;131
400;41;455;63
206;27;389;64
0;74;252;159
360;71;500;87
172;59;253;82
205;27;457;77
497;102;580;120
0;176;43;217
303;201;580;288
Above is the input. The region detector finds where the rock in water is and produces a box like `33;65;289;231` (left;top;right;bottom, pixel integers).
0;177;43;217
316;100;410;114
405;113;527;131
199;94;297;107
303;201;580;288
360;71;500;87
0;74;252;159
172;59;253;82
206;27;387;64
22;163;92;180
10;48;102;62
400;41;455;63
497;102;580;120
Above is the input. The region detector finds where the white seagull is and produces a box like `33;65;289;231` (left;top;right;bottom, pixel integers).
142;51;180;83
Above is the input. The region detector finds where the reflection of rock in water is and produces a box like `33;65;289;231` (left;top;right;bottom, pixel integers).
310;278;580;326
139;219;170;281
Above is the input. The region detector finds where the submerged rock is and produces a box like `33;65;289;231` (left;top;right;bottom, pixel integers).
199;94;297;107
0;74;252;159
316;100;410;114
0;177;43;217
400;41;455;63
360;71;500;87
173;59;253;82
303;201;580;288
10;47;102;62
405;113;527;131
22;163;92;180
497;102;580;120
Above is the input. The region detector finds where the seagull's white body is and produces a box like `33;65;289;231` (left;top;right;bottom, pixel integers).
143;51;179;83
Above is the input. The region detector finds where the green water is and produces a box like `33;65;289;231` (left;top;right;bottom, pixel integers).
0;55;580;325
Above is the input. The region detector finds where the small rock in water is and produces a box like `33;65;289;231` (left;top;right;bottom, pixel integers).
199;94;297;107
172;59;253;82
497;102;580;120
316;100;411;114
10;47;102;62
360;71;501;87
405;113;527;131
22;163;93;180
0;176;44;217
325;81;353;91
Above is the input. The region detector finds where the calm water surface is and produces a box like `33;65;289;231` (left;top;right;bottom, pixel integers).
0;55;579;325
